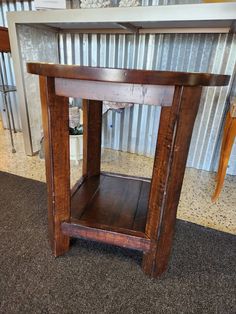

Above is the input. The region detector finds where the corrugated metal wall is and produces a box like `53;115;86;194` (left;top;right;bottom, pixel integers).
1;0;236;174
59;32;236;174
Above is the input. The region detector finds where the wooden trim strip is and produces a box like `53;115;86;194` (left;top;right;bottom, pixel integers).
55;78;174;106
101;171;151;183
27;62;230;87
61;221;151;252
70;219;148;238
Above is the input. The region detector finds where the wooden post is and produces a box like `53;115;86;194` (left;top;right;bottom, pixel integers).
39;76;70;256
142;86;202;277
212;109;236;202
82;99;103;177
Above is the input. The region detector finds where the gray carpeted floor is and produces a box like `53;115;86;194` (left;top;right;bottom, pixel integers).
0;171;235;314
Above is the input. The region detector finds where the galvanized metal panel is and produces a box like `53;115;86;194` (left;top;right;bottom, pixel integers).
17;24;59;151
0;52;20;130
59;31;236;174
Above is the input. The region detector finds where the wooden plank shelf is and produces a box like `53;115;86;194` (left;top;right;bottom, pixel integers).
72;173;149;229
62;173;152;252
70;173;150;232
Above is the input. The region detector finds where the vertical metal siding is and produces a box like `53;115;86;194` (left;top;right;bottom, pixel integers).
59;31;236;174
0;52;20;130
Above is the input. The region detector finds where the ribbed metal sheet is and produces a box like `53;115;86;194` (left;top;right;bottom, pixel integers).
0;52;20;130
59;31;236;174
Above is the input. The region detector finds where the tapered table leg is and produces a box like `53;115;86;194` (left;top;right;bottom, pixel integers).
212;112;236;202
142;86;202;277
215;111;231;183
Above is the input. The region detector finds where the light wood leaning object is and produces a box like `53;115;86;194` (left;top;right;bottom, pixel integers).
212;98;236;202
0;26;17;153
27;62;229;278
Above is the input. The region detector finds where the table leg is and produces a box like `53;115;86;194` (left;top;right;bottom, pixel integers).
212;114;236;202
142;86;202;277
82;99;103;177
215;111;230;183
40;76;70;257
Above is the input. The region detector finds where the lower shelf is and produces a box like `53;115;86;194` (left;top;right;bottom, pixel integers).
62;173;152;251
70;173;151;234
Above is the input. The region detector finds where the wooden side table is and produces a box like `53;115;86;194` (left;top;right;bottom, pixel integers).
27;62;229;277
212;98;236;202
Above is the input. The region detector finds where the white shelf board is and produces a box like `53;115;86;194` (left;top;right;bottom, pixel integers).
7;3;236;33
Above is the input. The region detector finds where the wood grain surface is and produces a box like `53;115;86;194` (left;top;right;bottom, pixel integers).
0;27;11;53
27;62;230;86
